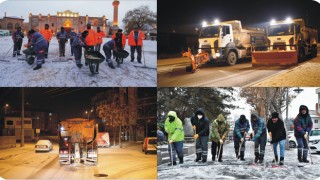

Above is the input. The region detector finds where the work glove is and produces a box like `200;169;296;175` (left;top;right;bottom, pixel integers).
169;140;173;144
219;139;223;144
240;138;244;143
194;134;199;139
304;132;308;139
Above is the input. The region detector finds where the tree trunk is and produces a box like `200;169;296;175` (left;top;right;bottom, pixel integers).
113;126;116;146
119;125;122;148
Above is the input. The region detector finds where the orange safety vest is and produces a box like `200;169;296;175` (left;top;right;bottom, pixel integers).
85;29;97;46
96;31;106;44
112;33;127;49
39;28;52;42
128;30;145;46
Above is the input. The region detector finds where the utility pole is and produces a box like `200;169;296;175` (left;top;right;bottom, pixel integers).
285;88;289;150
20;88;24;147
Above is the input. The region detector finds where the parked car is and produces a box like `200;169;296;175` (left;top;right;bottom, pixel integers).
288;132;297;148
308;129;320;153
142;137;157;154
35;140;53;152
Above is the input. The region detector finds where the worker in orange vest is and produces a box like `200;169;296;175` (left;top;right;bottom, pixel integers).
95;27;105;52
39;24;52;58
112;29;126;51
128;26;145;63
85;23;97;52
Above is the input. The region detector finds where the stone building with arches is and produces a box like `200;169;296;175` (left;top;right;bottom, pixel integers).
28;10;108;35
0;13;24;34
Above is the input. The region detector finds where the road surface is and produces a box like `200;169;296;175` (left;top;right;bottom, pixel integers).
0;142;156;179
157;55;320;87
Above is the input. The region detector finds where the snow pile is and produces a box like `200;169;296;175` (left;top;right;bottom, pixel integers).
252;56;320;87
0;36;156;87
158;141;320;179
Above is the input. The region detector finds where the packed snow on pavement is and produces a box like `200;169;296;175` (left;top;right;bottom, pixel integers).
0;142;156;179
0;36;156;87
158;141;320;179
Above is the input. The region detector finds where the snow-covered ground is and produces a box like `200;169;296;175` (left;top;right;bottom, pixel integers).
0;142;156;179
251;55;320;87
158;141;320;179
0;36;156;87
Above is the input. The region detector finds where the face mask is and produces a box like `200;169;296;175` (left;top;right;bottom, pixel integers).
197;115;203;119
169;116;175;122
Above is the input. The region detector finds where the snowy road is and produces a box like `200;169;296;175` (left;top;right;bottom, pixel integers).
0;142;156;179
0;36;157;87
158;141;320;179
157;55;320;87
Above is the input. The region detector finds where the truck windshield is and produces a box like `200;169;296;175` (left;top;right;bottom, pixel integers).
268;24;294;36
199;26;219;38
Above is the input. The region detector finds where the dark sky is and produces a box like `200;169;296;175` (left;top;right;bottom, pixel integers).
159;0;320;34
0;88;111;118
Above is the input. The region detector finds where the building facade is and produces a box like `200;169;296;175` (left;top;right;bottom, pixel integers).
28;10;108;34
0;14;24;34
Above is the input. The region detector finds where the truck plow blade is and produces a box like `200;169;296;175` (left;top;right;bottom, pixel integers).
252;50;298;67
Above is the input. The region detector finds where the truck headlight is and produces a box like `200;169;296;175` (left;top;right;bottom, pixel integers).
290;46;296;50
215;52;221;57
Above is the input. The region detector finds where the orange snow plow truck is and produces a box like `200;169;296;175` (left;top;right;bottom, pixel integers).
252;18;318;67
58;118;98;166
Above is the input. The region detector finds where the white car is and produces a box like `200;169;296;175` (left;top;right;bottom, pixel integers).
288;132;297;148
35;140;53;152
308;129;320;153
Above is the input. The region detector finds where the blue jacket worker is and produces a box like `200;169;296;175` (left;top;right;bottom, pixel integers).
233;115;250;161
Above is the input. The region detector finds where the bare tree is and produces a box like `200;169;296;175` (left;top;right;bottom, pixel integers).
240;87;297;149
122;5;157;33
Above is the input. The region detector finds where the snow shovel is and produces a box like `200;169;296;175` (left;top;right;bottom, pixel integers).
0;45;13;62
237;140;243;160
306;136;314;165
217;140;223;162
170;142;173;168
134;46;157;70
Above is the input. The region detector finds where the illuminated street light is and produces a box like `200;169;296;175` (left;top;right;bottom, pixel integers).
285;17;293;24
202;21;207;27
270;19;276;25
213;19;220;25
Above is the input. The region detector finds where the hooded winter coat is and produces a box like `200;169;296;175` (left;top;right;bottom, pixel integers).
164;111;185;142
294;105;313;138
251;113;267;140
211;114;230;143
234;117;250;139
267;115;286;143
190;108;209;136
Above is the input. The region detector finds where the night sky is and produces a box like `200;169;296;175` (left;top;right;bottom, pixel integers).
0;88;111;118
158;0;320;35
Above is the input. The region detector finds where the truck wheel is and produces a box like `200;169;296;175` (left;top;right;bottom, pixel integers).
186;66;192;72
226;51;237;66
298;48;305;62
313;47;318;58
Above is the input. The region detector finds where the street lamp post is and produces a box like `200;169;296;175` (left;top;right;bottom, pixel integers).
4;104;9;115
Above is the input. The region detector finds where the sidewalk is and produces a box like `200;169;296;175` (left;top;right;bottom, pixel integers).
158;141;320;179
251;56;320;87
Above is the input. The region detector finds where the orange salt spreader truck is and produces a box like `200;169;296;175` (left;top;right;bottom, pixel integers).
58;118;98;166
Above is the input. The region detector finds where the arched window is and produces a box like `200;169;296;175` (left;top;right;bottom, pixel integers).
15;23;20;28
7;22;13;29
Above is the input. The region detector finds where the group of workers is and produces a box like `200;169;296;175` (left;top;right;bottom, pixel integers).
11;23;145;71
164;105;313;166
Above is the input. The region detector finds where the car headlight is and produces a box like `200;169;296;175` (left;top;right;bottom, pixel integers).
314;140;319;144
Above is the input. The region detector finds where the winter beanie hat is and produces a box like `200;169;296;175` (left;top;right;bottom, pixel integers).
271;112;279;119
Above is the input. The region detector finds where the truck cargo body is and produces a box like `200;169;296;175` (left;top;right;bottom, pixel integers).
58;118;98;166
